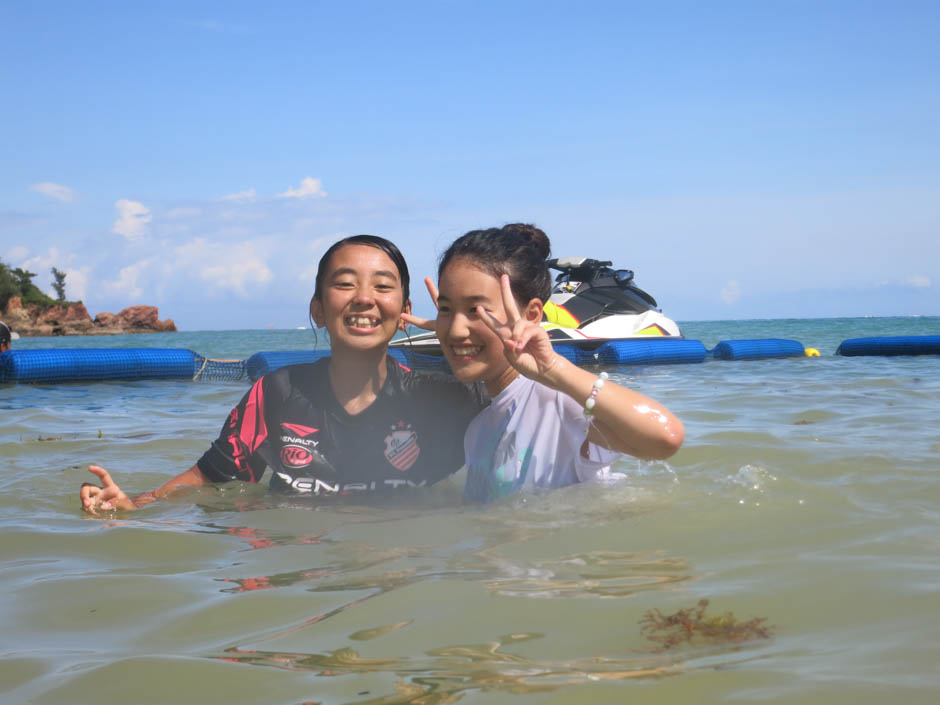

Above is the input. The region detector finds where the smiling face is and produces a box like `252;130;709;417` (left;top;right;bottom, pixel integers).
310;244;411;355
435;258;522;394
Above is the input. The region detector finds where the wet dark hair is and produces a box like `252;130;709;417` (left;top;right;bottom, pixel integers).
438;223;552;304
313;234;411;303
0;320;10;347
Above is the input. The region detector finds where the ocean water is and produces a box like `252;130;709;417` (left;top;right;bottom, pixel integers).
1;317;938;705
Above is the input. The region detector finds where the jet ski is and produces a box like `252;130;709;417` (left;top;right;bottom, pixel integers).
392;257;681;356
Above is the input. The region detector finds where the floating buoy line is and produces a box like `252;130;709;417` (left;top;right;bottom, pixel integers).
1;335;938;384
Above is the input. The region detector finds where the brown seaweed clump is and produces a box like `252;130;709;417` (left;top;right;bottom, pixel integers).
640;599;773;652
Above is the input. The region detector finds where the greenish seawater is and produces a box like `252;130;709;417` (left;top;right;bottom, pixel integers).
2;317;938;704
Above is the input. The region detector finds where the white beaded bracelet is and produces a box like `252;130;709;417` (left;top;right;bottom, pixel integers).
583;372;608;417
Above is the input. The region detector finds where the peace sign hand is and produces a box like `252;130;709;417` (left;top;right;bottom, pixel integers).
477;274;562;383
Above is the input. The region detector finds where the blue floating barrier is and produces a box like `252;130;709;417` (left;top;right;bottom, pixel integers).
395;349;451;373
387;348;409;367
0;348;198;384
246;350;331;381
398;343;589;369
712;338;805;361
595;339;708;365
245;349;447;382
836;335;940;357
552;344;587;365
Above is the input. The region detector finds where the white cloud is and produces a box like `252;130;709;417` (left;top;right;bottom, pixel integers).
219;188;257;203
63;267;90;301
173;238;272;295
905;274;932;288
720;279;741;304
102;259;154;300
165;206;202;219
276;177;326;200
20;246;65;274
6;245;29;262
31;181;77;203
112;199;152;241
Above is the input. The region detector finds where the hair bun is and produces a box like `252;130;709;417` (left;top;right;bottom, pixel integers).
505;223;551;259
438;223;555;303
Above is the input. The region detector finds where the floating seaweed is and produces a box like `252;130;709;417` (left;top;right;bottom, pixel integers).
640;599;772;652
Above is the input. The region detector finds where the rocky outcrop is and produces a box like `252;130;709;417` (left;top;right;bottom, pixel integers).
2;297;177;337
95;305;178;333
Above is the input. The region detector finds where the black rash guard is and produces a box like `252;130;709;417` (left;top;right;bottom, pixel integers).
197;357;487;495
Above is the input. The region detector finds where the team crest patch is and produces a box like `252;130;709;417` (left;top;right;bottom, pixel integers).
384;421;420;471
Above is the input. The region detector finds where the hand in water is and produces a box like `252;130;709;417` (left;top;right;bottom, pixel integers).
80;465;136;514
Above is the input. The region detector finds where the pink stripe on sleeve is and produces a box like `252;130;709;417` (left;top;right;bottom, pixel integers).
240;379;269;454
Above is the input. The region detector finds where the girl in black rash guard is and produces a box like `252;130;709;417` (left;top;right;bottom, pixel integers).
195;349;486;495
79;236;486;513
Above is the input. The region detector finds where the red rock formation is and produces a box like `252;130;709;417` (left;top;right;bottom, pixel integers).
112;305;177;332
1;300;177;337
34;302;94;334
94;311;116;327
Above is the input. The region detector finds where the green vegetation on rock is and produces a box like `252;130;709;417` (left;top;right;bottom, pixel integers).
0;259;69;311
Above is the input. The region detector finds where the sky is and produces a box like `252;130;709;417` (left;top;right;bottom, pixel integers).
2;0;938;330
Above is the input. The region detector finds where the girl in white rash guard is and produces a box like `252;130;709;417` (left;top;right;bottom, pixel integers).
79;235;486;513
404;224;684;503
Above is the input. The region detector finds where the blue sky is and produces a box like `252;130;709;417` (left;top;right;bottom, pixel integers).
2;1;938;329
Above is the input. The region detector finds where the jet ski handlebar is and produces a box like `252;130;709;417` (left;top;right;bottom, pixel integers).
547;257;635;286
547;257;612;272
